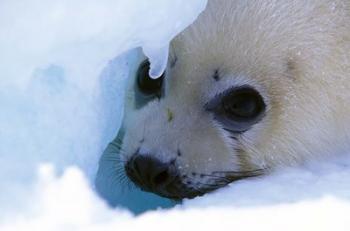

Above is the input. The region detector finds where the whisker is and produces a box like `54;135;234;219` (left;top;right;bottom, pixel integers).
186;184;206;196
198;173;231;181
190;179;228;188
177;168;267;197
183;176;229;191
212;168;267;176
101;157;127;163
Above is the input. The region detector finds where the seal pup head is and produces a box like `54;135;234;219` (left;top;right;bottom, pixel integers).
115;0;350;199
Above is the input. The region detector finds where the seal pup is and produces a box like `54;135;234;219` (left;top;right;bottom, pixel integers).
101;0;350;199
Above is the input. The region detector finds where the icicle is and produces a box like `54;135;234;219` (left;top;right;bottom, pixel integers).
143;44;169;79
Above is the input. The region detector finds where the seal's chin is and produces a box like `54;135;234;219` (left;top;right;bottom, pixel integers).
135;174;231;200
153;170;265;199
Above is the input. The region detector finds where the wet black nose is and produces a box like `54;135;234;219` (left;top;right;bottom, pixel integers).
125;155;176;191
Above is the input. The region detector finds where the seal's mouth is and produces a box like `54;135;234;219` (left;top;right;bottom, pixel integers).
129;170;265;199
125;166;226;200
133;174;208;200
124;153;265;199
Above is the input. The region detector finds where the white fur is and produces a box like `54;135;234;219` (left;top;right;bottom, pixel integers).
121;0;350;181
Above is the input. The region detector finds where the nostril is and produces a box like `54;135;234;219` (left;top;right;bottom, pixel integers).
153;170;170;186
125;155;176;191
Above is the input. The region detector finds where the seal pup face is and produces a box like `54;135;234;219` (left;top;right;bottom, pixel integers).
121;58;267;199
116;0;350;199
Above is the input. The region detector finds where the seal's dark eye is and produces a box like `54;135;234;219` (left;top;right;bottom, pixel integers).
222;87;265;121
137;60;164;96
206;86;266;133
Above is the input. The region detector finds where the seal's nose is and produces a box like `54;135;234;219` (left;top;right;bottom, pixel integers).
125;155;176;191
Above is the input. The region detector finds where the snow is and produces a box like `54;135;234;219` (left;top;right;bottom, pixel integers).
1;0;350;230
2;161;350;231
144;44;170;79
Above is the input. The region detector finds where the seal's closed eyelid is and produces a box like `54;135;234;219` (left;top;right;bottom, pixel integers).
134;59;165;109
136;60;164;95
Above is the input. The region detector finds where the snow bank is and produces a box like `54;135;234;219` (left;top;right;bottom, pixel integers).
0;0;206;219
1;0;350;230
2;159;350;231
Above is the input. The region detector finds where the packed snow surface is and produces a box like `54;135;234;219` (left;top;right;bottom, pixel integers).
1;0;350;230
